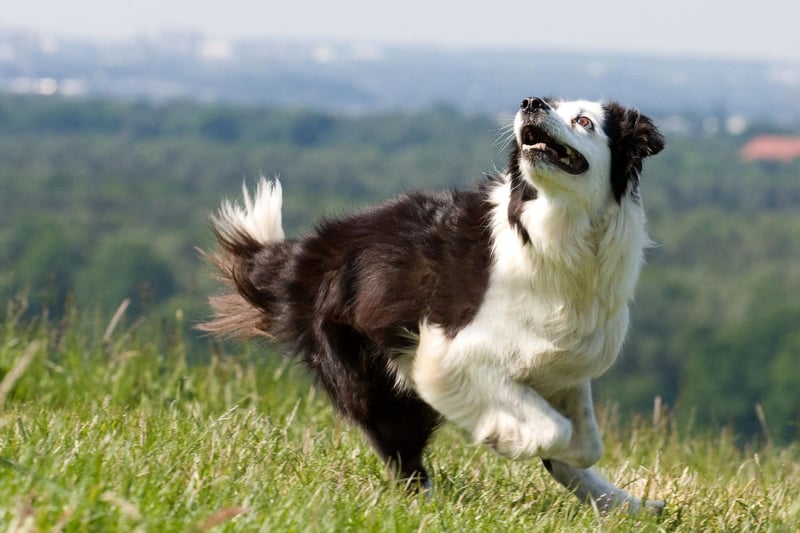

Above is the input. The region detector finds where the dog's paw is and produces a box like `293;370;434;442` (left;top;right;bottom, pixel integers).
477;411;572;460
603;495;665;516
638;498;666;515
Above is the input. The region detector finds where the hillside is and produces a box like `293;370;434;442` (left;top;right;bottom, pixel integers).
1;312;798;530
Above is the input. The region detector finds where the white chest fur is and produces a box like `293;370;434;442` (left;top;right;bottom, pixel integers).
441;180;648;398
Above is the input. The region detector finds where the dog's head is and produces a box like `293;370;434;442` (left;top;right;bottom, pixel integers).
509;97;664;209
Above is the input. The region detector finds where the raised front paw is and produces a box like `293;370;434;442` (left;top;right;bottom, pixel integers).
476;411;573;460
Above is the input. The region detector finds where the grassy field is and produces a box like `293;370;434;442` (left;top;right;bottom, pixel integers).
1;303;798;532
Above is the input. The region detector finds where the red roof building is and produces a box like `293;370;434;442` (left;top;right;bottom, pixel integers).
739;135;800;163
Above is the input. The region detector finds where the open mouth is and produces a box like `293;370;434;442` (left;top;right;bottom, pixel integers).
520;124;589;175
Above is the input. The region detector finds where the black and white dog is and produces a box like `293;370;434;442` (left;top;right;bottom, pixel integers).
202;97;665;512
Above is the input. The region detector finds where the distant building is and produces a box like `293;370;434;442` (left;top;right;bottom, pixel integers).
739;135;800;163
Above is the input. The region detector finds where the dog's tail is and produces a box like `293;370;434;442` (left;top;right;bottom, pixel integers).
198;178;285;339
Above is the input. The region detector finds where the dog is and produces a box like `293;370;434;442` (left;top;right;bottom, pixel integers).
200;96;665;513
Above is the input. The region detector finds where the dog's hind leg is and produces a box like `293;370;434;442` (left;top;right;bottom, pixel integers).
307;321;440;490
363;392;441;491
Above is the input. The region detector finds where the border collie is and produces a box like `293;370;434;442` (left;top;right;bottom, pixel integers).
201;97;665;513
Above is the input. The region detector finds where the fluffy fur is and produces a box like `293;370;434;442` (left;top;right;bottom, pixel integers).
200;96;665;512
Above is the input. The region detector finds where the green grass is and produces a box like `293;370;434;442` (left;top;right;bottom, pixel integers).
1;304;799;532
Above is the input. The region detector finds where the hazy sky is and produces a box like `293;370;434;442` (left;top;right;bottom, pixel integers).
4;0;800;62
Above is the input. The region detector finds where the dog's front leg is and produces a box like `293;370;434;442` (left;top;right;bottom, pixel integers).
548;381;603;468
541;383;664;513
542;459;664;514
411;322;573;460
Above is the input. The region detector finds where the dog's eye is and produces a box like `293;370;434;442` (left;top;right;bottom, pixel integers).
575;115;594;131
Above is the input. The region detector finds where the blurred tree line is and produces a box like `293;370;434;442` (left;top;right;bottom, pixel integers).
1;94;798;443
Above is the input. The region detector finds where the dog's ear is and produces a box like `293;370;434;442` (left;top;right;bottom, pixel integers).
604;102;665;202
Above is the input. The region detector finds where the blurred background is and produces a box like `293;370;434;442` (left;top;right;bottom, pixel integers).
1;1;799;442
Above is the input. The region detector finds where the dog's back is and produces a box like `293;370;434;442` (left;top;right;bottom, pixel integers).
202;184;495;344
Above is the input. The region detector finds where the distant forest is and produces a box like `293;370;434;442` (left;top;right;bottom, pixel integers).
2;94;799;442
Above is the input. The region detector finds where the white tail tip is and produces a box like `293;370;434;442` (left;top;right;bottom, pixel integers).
216;177;285;244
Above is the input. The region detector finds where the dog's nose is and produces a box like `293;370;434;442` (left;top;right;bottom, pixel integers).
520;97;549;113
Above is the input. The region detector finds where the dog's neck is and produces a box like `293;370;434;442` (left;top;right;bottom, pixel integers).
490;173;649;315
